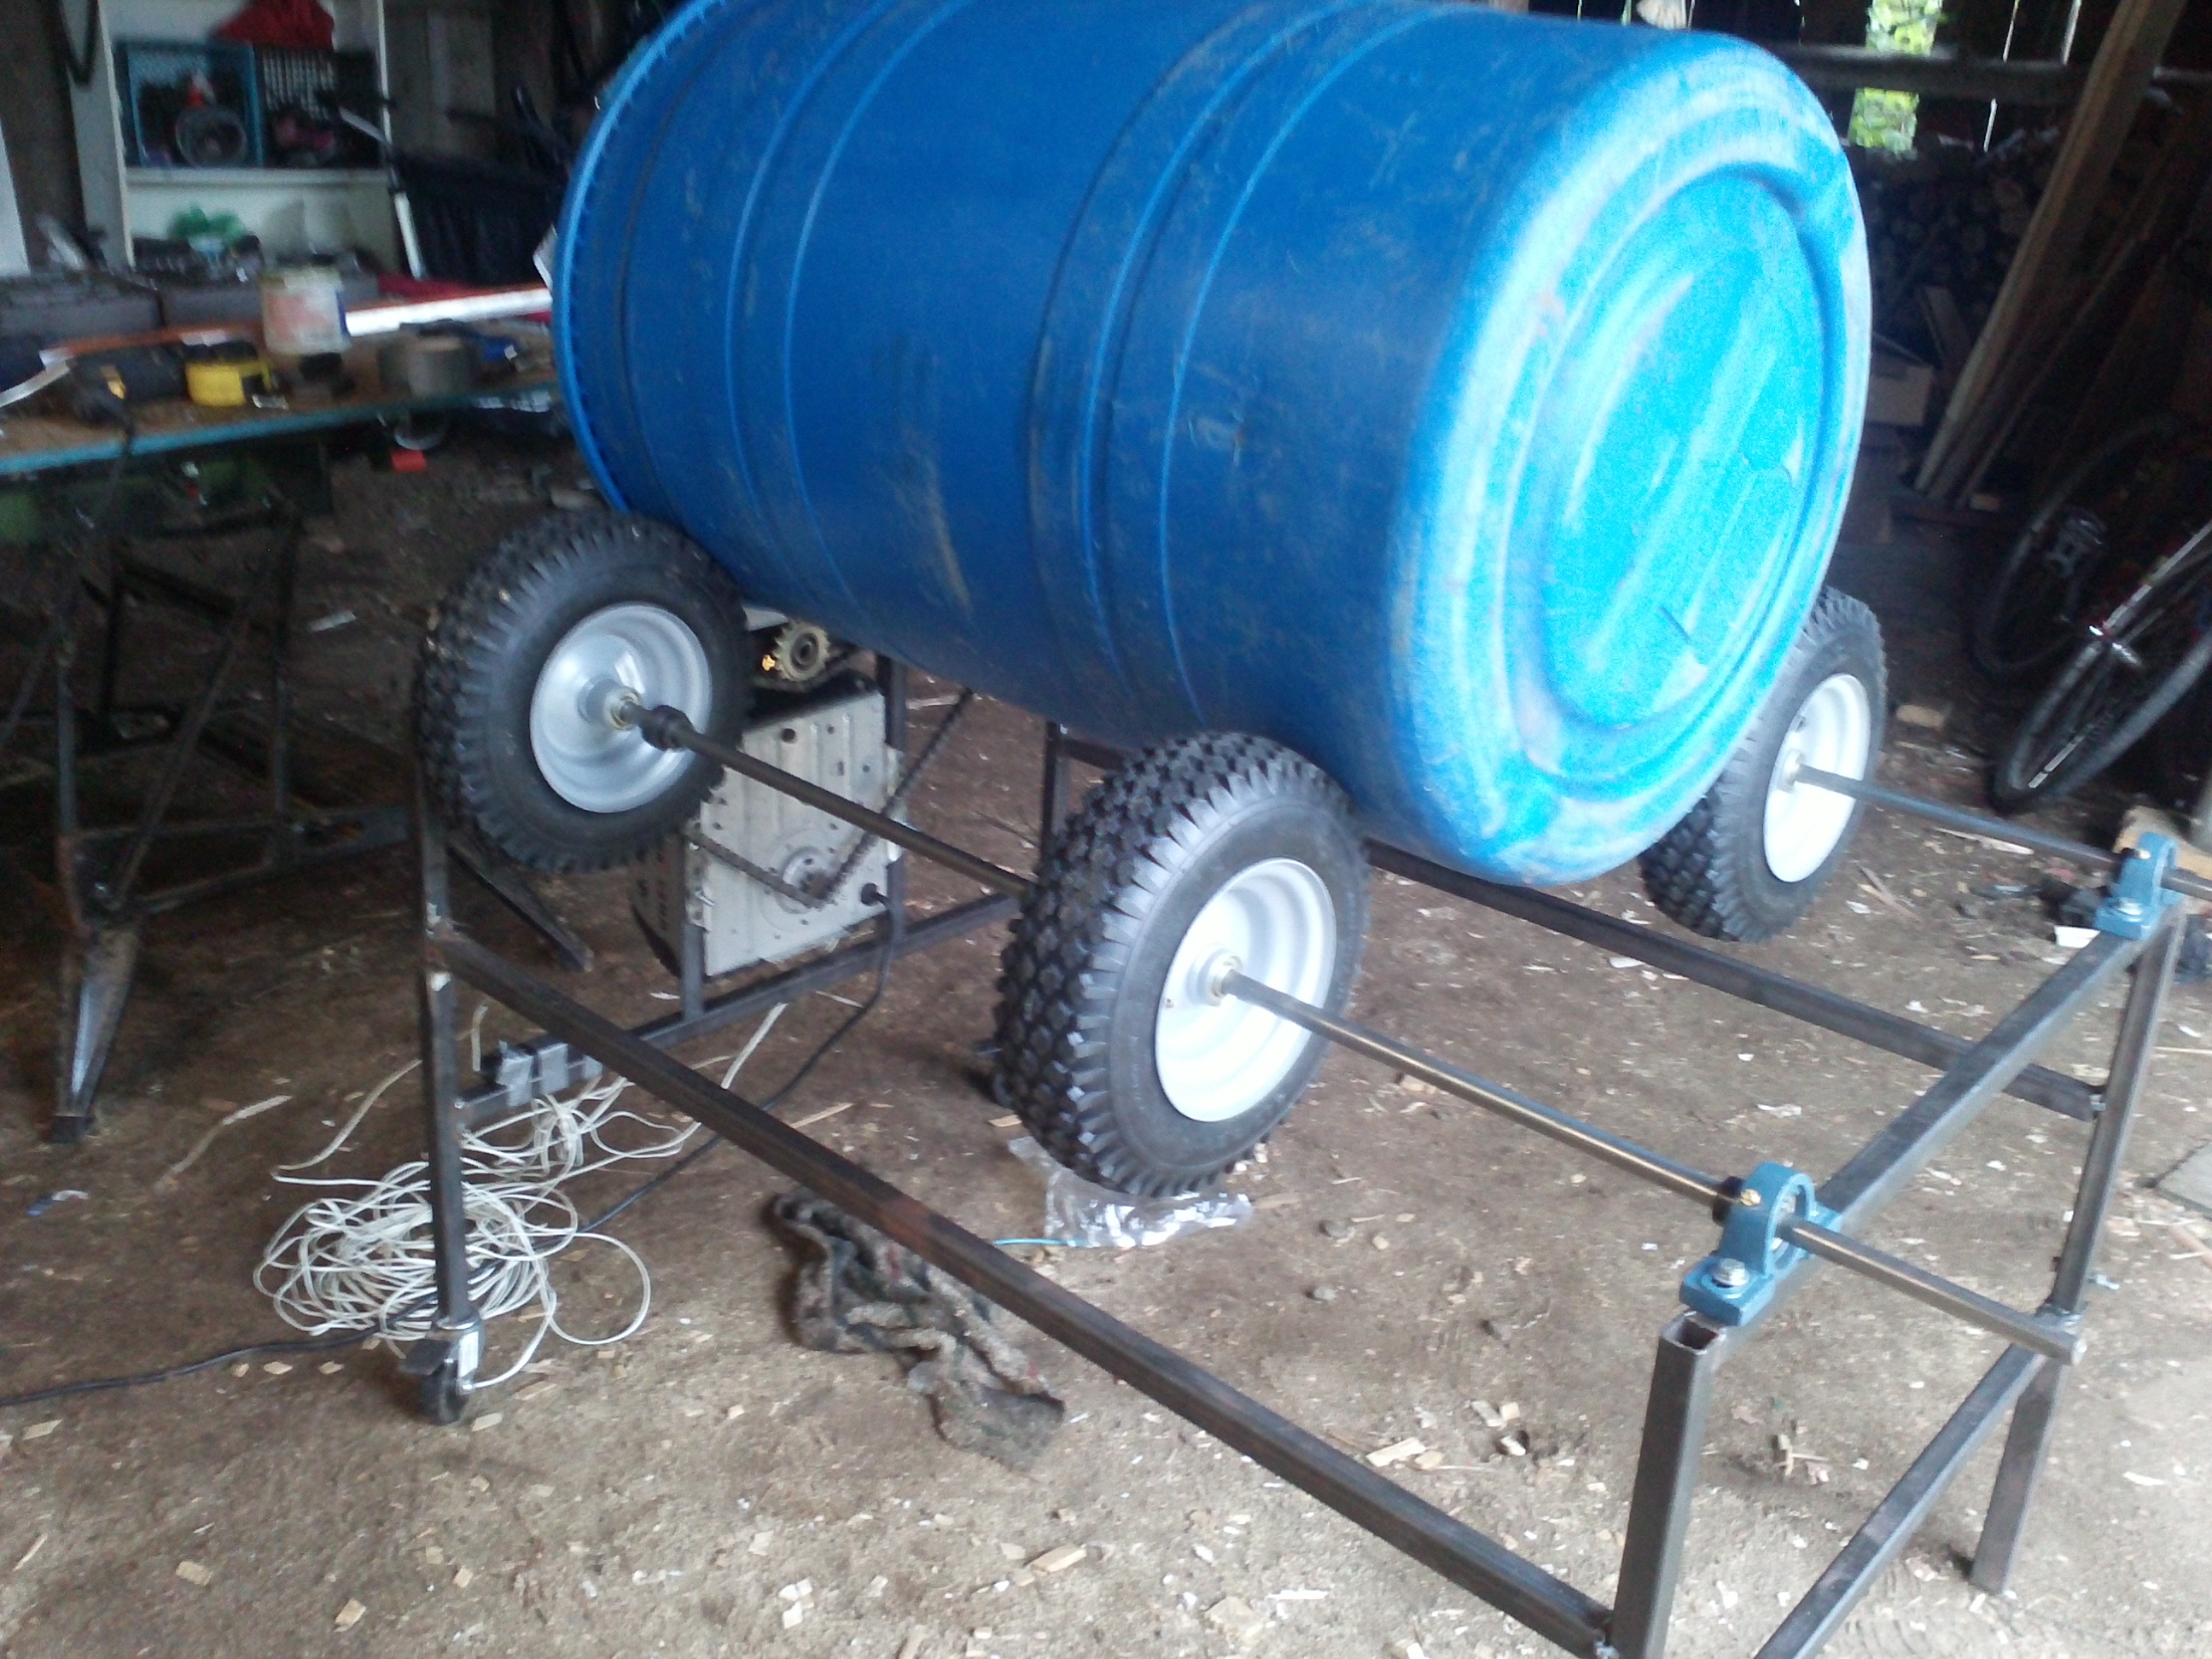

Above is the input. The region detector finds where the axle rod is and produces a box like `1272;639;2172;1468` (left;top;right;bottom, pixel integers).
637;706;1033;899
1220;971;2081;1364
1796;765;2212;904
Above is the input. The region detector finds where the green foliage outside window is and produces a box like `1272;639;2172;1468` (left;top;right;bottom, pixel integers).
1849;0;1945;152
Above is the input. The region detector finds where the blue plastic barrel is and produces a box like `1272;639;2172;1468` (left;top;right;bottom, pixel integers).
556;0;1867;885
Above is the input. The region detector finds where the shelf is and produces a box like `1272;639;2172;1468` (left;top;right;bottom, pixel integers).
125;167;388;188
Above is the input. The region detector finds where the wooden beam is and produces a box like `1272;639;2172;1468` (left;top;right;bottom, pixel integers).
1770;45;2208;105
1916;0;2194;500
1773;45;2079;103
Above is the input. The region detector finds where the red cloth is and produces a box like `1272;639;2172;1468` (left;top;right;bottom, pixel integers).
214;0;335;51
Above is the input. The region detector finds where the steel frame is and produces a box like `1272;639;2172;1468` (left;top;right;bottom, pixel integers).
407;664;2180;1659
1;478;410;1139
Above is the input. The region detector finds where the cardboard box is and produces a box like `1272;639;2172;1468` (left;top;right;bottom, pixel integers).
1866;352;1935;428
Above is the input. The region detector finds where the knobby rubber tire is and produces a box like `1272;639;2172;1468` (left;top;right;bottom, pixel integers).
992;733;1367;1197
1640;589;1886;942
416;511;748;872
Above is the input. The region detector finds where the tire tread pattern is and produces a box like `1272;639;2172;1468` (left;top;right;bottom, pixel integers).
1640;589;1883;942
415;511;734;873
992;733;1356;1196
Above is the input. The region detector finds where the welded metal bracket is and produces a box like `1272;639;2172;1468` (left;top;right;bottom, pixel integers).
2093;833;2183;940
1679;1161;1837;1326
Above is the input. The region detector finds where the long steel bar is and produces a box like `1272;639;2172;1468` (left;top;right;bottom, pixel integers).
1797;765;2212;901
428;925;1615;1657
1757;1346;2043;1659
1971;913;2181;1592
1819;929;2139;1223
1366;843;2098;1121
1221;972;2080;1362
640;707;1031;898
1783;1220;2079;1362
1709;923;2142;1355
1221;969;1727;1204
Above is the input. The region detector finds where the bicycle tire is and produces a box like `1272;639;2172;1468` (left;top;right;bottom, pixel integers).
1993;517;2212;812
1969;415;2186;683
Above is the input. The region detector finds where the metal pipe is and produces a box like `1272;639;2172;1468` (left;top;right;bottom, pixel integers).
428;926;1615;1657
1219;969;1729;1206
1796;765;2212;902
1610;1314;1725;1659
637;706;1033;899
1820;929;2141;1225
1367;841;2099;1121
1782;1220;2080;1363
1221;972;2082;1360
1757;1347;2043;1659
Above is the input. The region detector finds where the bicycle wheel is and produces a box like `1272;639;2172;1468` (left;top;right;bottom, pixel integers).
1969;415;2186;682
1993;518;2212;811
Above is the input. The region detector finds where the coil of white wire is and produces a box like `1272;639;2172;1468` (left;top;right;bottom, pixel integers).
256;1007;783;1390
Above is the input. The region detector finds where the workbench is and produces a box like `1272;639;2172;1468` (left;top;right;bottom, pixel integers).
0;333;560;1140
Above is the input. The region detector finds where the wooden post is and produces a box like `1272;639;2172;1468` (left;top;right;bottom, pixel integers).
1914;0;2191;501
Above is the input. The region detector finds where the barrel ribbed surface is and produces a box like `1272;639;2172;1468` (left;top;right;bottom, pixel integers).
556;0;1868;883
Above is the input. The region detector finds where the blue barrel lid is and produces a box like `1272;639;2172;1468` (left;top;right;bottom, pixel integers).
1375;31;1869;882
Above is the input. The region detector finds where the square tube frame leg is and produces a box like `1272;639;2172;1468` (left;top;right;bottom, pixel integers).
1970;911;2181;1593
1611;1313;1726;1659
407;799;485;1407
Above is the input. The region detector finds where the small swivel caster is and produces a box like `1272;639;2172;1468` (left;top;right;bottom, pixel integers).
400;1324;481;1426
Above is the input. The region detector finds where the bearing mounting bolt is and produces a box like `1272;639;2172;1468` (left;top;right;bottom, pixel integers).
1711;1257;1751;1289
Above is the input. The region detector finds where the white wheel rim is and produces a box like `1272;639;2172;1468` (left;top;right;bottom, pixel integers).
1154;858;1336;1122
1763;672;1872;884
529;602;712;812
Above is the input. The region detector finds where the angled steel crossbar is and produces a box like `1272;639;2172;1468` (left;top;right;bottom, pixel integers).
406;699;2179;1659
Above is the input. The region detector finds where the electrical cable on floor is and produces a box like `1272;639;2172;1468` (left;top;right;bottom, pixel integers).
0;1332;361;1412
253;962;892;1391
1;928;899;1410
253;1005;791;1389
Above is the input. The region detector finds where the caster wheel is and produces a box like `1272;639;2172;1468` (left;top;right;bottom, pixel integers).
415;1355;468;1425
993;733;1367;1197
1640;589;1886;942
416;511;750;871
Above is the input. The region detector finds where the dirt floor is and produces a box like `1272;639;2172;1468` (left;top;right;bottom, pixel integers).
1;436;2209;1659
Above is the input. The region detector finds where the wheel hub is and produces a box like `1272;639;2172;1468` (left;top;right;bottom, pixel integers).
530;603;713;813
1762;671;1872;884
1154;859;1335;1123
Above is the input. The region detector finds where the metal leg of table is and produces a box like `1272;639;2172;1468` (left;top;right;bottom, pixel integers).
46;526;286;1138
50;922;141;1145
47;569;103;1144
1610;1313;1726;1659
1970;911;2181;1594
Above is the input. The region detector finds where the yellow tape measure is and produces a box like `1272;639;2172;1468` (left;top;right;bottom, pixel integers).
184;344;275;408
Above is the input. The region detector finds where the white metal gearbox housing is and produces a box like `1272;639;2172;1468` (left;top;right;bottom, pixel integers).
632;684;897;980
